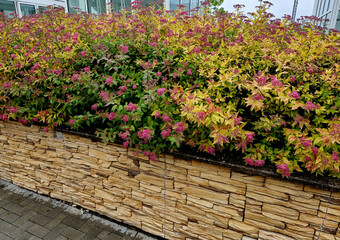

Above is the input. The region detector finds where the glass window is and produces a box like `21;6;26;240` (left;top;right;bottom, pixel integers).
38;5;47;13
335;10;340;30
170;0;180;11
191;0;199;11
182;0;190;11
20;3;35;16
142;0;159;8
111;0;131;12
0;0;16;17
68;0;86;13
87;0;106;14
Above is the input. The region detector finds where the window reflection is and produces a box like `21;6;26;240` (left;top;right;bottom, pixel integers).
0;0;16;17
87;0;106;14
336;10;340;30
68;0;87;13
20;3;35;16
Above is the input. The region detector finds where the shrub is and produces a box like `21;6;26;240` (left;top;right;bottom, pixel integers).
0;2;339;178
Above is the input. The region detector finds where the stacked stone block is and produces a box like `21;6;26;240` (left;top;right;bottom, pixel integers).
0;121;339;240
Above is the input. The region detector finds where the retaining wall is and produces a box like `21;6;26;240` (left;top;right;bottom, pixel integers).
0;121;339;240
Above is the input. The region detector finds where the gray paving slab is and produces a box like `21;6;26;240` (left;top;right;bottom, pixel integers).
0;179;161;240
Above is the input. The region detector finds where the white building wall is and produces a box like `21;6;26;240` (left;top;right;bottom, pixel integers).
313;0;340;30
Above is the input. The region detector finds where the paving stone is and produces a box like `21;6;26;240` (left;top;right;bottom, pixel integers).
104;232;122;240
0;232;13;240
27;223;50;238
2;202;22;214
18;198;34;207
0;211;20;223
82;225;103;240
62;215;86;229
28;236;41;240
43;223;68;240
12;210;37;227
45;206;64;219
0;208;5;216
16;231;34;240
61;226;86;240
0;199;10;207
97;230;111;239
45;212;68;230
6;194;25;205
0;180;158;240
30;213;52;226
0;219;17;235
7;220;34;238
30;203;52;215
16;205;35;216
79;218;97;233
55;235;68;240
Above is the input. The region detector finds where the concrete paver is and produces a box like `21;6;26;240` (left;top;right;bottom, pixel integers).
0;179;160;240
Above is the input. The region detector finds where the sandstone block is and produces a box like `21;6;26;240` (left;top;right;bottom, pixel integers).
228;219;258;236
258;230;294;240
188;169;201;176
167;170;187;181
183;186;229;205
304;185;331;197
222;229;243;240
122;197;143;210
265;183;313;198
89;148;107;160
262;203;299;219
285;224;316;238
95;187;123;201
187;195;214;208
230;171;264;186
187;174;209;186
262;212;308;227
299;213;338;231
290;195;320;206
314;231;336;240
192;161;227;173
247;184;288;200
212;205;243;220
141;222;163;238
209;180;245;195
135;173;174;188
35;170;54;181
245;203;262;214
245;211;285;229
229;193;245;208
319;203;340;216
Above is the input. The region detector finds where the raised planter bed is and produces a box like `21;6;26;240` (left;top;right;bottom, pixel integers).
0;121;339;240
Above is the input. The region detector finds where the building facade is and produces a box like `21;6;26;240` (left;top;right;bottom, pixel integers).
0;0;200;17
0;0;67;17
313;0;340;30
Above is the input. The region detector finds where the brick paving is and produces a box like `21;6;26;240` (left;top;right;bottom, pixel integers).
0;179;159;240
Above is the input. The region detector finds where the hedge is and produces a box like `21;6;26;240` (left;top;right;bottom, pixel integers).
0;2;339;178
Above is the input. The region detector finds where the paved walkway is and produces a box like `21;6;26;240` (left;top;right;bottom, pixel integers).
0;179;159;240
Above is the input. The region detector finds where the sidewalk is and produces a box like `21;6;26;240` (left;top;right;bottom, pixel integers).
0;179;159;240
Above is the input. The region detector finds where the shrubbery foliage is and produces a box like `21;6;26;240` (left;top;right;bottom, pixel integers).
0;2;339;178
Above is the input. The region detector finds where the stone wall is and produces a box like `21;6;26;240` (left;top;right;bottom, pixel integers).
0;121;339;240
